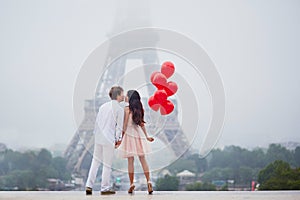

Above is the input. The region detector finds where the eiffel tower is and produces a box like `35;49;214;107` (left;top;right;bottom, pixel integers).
64;1;190;179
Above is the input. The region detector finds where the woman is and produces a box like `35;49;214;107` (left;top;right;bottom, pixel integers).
120;90;154;194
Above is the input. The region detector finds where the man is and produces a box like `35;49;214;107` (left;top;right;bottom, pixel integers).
86;86;124;195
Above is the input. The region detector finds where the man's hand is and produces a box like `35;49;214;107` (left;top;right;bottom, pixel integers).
115;140;122;149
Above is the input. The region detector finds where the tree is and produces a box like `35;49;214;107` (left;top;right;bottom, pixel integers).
52;157;71;180
294;146;300;167
186;182;216;191
208;149;230;169
3;170;36;190
266;144;294;166
250;148;267;168
37;149;52;166
239;166;254;184
155;175;179;191
0;148;71;190
167;158;197;174
187;154;208;173
258;160;300;190
201;167;233;182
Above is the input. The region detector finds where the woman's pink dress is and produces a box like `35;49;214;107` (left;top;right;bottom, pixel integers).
120;113;150;158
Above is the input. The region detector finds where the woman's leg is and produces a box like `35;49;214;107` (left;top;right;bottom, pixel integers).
138;156;150;182
127;157;134;185
139;155;153;194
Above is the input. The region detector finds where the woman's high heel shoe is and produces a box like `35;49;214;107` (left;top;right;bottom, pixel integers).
128;184;135;194
147;181;153;195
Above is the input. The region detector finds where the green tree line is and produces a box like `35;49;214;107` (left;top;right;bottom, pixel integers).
0;148;71;190
203;144;300;185
156;144;300;190
258;160;300;190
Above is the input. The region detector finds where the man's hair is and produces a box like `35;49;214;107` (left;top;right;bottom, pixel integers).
109;86;123;100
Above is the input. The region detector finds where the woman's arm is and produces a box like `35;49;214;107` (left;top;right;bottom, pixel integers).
140;123;154;142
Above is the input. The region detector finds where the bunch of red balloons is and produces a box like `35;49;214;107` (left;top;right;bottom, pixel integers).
148;61;178;115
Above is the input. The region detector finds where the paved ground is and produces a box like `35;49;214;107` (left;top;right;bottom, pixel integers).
0;191;299;200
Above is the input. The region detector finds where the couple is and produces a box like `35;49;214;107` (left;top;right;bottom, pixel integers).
85;86;154;195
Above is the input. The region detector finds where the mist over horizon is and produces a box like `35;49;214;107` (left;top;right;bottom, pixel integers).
1;1;300;155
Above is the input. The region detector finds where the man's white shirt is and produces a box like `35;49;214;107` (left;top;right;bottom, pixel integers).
94;100;124;145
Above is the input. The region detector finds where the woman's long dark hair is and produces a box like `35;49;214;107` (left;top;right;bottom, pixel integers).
127;90;145;126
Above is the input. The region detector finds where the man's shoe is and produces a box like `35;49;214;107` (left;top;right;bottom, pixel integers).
100;190;116;195
86;187;92;195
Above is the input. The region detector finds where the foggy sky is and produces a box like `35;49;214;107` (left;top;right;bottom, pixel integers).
0;0;300;150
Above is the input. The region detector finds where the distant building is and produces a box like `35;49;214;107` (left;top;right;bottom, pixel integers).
176;170;196;190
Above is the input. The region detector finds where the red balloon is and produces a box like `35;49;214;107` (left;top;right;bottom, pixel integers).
150;71;160;83
152;72;167;89
160;100;174;115
149;62;177;115
154;90;167;104
148;95;160;111
164;81;178;96
161;61;175;78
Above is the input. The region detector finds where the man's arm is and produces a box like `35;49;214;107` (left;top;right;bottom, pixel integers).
115;107;124;143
